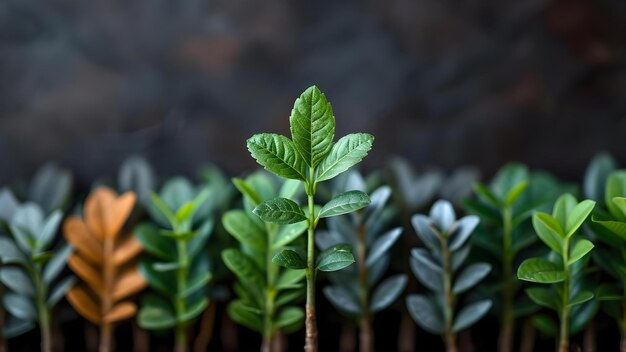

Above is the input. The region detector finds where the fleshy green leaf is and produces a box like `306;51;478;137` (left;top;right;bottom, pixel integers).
526;287;559;310
532;213;564;254
564;200;595;237
406;294;445;334
3;293;36;321
232;178;262;206
222;210;266;252
275;269;305;290
253;198;307;225
316;133;374;182
47;276;76;307
370;274;407;313
365;228;402;267
275;306;304;328
289;85;335;168
273;222;307;249
505;181;528;206
591;216;626;242
138;260;177;295
452;263;491;294
316;244;355;272
517;258;564;283
272;247;307;270
247;134;307;181
179;297;208;323
583;153;615;201
448;215;479;251
138;294;177;330
323;286;360;315
491;163;529;200
569;291;593;307
43;244;73;284
429;200;456;232
605;171;626;221
552;194;577;228
228;300;263;332
411;215;440;252
0;236;27;265
0;267;35;296
568;239;594;265
473;183;501;207
222;249;265;288
452;300;492;332
135;223;177;261
318;191;371;218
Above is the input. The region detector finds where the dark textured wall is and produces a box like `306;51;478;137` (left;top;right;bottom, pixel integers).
1;0;625;187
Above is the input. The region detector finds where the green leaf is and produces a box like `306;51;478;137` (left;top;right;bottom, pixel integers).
273;222;307;249
491;163;529;200
2;318;35;338
36;210;62;250
247;134;307;181
410;249;443;292
279;179;303;200
526;287;559;310
179;297;208;323
532;314;557;336
452;300;492;332
149;192;177;227
365;228;402;267
46;276;76;307
43;243;73;283
568;239;594;265
552;194;577;228
448;215;479;251
429;200;456;232
565;200;595;237
370;274;407;313
591;216;626;242
406;294;445;334
323;286;360;315
606;171;626;221
228;300;263;332
318;190;371;218
275;306;304;328
232;178;262;206
316;133;374;182
569;291;593;307
411;215;441;252
517;258;565;283
289;85;335;168
135;223;177;261
505;181;528;205
272;247;307;270
472;183;501;207
138;294;177;330
316;244;355;272
253;198;307;225
28;163;72;214
222;210;265;252
583;153;615;201
175;203;196;223
0;267;35;296
0;236;27;265
595;284;622;301
532;213;564;254
138;259;177;296
222;249;265;287
275;288;305;308
3;293;36;321
118;156;156;206
275;269;306;290
452;263;491;294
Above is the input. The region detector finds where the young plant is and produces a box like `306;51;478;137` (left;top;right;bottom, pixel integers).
135;177;215;352
64;187;146;352
317;171;406;352
246;85;374;351
517;194;595;352
464;163;571;352
0;201;73;352
407;200;492;352
222;171;307;351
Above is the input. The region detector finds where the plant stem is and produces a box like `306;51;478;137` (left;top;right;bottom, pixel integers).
620;294;626;352
519;318;536;352
263;225;279;352
33;268;52;352
440;232;458;352
304;186;318;352
175;239;190;352
101;236;115;352
499;206;514;352
559;238;571;352
193;301;216;352
398;211;416;352
356;216;373;352
0;279;5;352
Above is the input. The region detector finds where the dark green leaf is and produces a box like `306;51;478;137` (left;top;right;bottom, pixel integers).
222;210;265;251
247;134;307;181
272;247;307;270
0;267;34;296
222;249;265;288
316;244;355;272
472;183;501;207
491;163;528;200
318;191;371;218
316;133;374;182
275;269;305;290
135;223;177;261
583;153;615;201
569;291;593;307
452;263;491;294
46;276;75;307
605;171;626;221
179;297;208;323
138;259;177;295
517;258;564;283
273;222;307;248
2;318;35;338
452;299;492;332
526;287;559;310
370;274;407;313
406;294;445;334
591;216;626;242
504;181;528;205
253;198;307;225
323;285;360;315
365;228;402;267
595;284;622;301
532;314;557;336
275;306;304;328
28;163;72;213
138;294;177;330
568;239;594;265
289;85;335;168
228;300;263;332
410;255;443;293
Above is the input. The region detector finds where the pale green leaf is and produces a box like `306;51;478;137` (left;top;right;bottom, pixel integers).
272;247;307;270
565;200;595;237
222;210;265;251
273;222;307;249
406;294;445;334
517;258;564;283
568;239;594;265
316;244;355;272
316;133;374;182
318;190;371;218
532;213;564;254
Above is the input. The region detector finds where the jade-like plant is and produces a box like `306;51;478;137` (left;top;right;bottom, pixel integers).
464;163;572;352
407;200;492;352
246;85;374;351
517;194;595;352
0;202;73;352
222;172;307;351
135;177;215;352
317;171;406;352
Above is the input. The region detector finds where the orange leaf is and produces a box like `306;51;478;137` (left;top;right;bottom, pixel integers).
67;285;102;324
113;267;147;302
85;187;136;239
64;217;102;266
104;302;137;324
113;234;143;266
68;254;103;295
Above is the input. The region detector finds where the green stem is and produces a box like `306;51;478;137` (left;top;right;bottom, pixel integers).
304;171;318;352
559;238;570;352
499;206;514;352
439;233;457;352
356;214;373;352
33;267;52;352
263;225;279;352
175;239;189;352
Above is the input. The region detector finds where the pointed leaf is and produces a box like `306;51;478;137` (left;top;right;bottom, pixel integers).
36;210;63;250
232;178;262;206
532;213;564;254
272;247;307;270
316;244;355;272
247;134;307;181
318;190;371;218
137;294;176;330
406;294;445;334
569;291;593;307
179;297;208;323
452;300;492;332
223;210;265;251
517;258;564;283
273;222;307;248
323;285;360;315
504;181;528;205
526;287;559;310
366;228;402;266
134;223;176;261
565;200;595;237
316;133;374;182
43;244;73;283
552;194;577;229
222;249;264;287
453;263;491;294
47;276;76;307
568;239;594;265
253;198;307;225
591;216;626;242
472;183;501;207
370;274;407;312
448;215;479;251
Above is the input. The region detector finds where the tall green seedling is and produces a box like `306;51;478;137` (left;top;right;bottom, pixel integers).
517;194;595;352
247;85;374;351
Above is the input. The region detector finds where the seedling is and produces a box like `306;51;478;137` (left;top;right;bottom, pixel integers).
317;171;406;352
222;172;307;351
64;187;147;352
135;177;215;352
407;200;492;352
517;194;595;352
246;85;374;351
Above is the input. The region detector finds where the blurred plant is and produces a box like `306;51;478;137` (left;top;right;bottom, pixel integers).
517;194;595;352
135;177;215;352
464;163;572;352
0;201;73;352
407;200;492;352
222;172;307;351
247;85;374;352
317;171;406;352
583;155;626;352
64;187;146;352
118;156;157;207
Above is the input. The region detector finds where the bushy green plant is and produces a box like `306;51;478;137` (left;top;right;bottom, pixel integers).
517;194;595;352
407;200;492;352
317;171;406;352
246;85;374;351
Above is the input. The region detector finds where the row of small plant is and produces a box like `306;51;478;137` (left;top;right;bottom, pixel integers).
0;86;624;352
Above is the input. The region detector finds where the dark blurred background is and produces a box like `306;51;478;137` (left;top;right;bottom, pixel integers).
1;0;625;185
